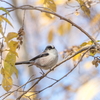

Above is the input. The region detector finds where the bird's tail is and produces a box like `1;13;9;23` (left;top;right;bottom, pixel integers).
15;61;30;65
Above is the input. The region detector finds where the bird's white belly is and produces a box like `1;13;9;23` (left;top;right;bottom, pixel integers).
35;54;58;70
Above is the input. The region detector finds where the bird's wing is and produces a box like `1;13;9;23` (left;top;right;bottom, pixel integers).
29;53;49;61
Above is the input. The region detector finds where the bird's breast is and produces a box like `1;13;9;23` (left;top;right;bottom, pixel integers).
35;53;58;70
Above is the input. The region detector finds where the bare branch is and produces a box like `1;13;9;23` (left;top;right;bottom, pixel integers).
16;45;95;99
2;4;99;46
33;46;91;95
0;0;15;8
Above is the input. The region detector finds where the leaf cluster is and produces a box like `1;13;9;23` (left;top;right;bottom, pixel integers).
0;7;25;91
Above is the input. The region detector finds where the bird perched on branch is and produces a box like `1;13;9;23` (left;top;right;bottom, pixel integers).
15;45;58;70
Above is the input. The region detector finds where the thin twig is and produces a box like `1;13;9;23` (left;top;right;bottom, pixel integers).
2;5;99;46
16;45;95;99
31;45;91;96
0;0;15;8
22;10;25;29
1;2;99;46
0;77;40;98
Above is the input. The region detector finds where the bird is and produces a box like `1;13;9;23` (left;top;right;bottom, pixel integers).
15;45;58;70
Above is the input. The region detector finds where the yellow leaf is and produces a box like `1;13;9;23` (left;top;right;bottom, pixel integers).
37;0;64;5
80;41;93;47
44;0;56;18
4;51;18;77
48;29;53;43
0;22;4;37
4;51;16;69
76;0;90;16
80;42;88;47
87;41;93;45
67;22;71;33
58;22;71;35
0;16;3;21
0;15;13;27
9;50;18;57
74;11;80;16
23;92;36;99
8;40;18;51
73;53;81;61
90;14;100;25
72;46;82;61
0;7;10;16
1;68;13;91
6;32;18;41
58;23;64;35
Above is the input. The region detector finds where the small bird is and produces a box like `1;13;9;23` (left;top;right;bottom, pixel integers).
15;45;58;70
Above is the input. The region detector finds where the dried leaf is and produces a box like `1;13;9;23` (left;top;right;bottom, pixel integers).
18;27;25;36
17;27;25;47
92;58;98;67
89;49;97;56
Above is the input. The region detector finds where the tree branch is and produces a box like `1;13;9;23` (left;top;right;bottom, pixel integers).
3;4;99;46
16;45;95;99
